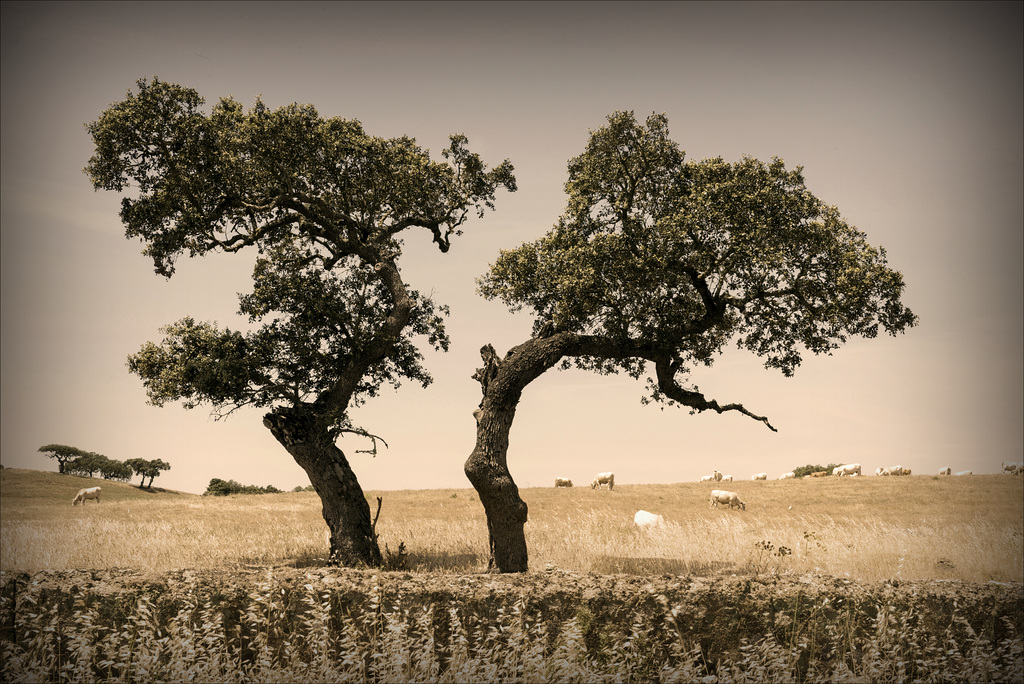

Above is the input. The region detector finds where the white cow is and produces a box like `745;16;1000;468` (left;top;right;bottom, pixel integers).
699;474;715;483
710;490;746;510
832;463;862;477
554;477;573;488
955;470;972;476
875;467;891;477
1002;461;1023;475
72;486;101;506
591;472;615;490
778;472;796;480
939;467;951;476
721;474;733;482
634;510;666;528
752;473;767;481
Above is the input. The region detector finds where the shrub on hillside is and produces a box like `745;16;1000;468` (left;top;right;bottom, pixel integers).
203;478;284;496
793;463;843;478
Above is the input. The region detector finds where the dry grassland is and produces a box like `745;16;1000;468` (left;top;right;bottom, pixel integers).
2;468;1021;582
2;469;1022;682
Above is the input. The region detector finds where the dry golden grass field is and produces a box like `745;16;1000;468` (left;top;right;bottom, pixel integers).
2;468;1022;682
2;467;1021;582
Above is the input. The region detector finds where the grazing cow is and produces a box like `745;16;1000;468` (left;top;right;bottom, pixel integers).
634;510;666;528
700;474;715;482
939;467;951;476
591;472;615;490
955;470;972;476
832;463;862;477
710;489;746;510
72;486;101;506
1002;461;1023;475
778;472;796;480
554;477;573;488
721;474;733;482
752;473;767;481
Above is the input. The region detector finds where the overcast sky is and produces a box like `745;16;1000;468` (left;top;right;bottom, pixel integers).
2;1;1021;495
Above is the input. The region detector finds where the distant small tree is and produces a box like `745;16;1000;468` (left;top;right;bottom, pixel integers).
142;459;171;488
100;459;134;482
125;458;149;487
66;452;107;477
125;458;171;488
38;444;87;474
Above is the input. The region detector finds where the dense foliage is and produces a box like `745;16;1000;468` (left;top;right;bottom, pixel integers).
38;444;133;481
86;77;515;430
203;477;283;496
124;458;172;488
793;464;842;478
479;111;917;410
38;444;87;474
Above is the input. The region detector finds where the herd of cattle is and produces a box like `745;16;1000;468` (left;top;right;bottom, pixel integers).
555;461;1024;529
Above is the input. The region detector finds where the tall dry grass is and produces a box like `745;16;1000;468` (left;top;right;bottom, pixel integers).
2;569;1021;683
2;469;1021;582
2;469;1023;683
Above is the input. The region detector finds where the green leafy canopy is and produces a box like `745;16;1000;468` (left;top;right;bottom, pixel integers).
479;111;917;402
85;78;515;277
127;243;451;416
88;78;514;427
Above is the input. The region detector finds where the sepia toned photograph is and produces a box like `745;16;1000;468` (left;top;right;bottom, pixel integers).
2;1;1021;681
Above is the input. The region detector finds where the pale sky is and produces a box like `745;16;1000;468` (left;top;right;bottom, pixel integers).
2;1;1021;495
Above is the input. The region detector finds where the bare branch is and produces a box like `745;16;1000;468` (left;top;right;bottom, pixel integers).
655;358;777;431
369;496;382;545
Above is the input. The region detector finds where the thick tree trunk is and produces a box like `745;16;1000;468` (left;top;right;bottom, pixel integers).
465;404;529;572
465;332;666;572
465;336;579;573
264;406;382;567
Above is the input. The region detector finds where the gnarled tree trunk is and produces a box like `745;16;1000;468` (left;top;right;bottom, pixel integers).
465;336;580;573
264;406;382;567
464;331;685;572
465;402;529;573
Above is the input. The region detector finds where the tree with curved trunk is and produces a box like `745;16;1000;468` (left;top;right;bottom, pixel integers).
468;111;917;573
38;444;87;474
86;78;515;567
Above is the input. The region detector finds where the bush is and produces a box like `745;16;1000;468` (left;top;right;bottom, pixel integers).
793;463;843;478
203;478;285;496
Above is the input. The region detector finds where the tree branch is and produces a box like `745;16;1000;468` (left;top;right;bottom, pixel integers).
654;358;777;431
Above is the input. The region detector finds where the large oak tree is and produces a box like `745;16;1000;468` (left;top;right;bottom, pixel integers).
86;78;515;566
468;111;917;572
